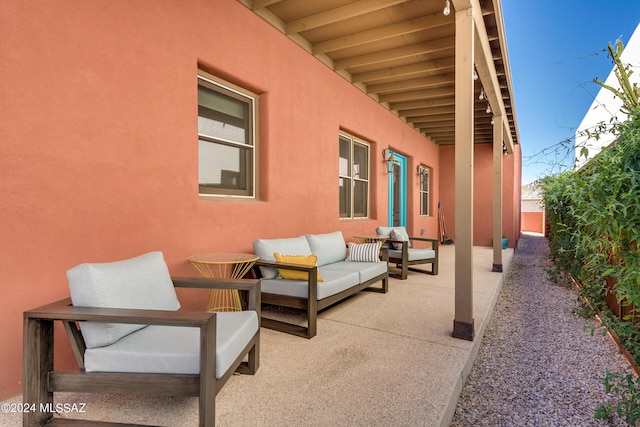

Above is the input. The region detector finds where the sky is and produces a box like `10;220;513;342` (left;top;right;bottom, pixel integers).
501;1;640;184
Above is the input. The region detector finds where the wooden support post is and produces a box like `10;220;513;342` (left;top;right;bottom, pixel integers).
452;6;475;341
493;114;504;272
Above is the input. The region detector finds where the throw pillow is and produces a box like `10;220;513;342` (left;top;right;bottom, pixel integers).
390;228;411;250
273;253;324;282
347;242;381;262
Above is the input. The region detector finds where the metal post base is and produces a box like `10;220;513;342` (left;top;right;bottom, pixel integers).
492;263;503;272
452;319;475;341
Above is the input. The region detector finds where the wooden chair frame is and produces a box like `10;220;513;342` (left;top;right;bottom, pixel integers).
388;237;439;280
23;277;260;427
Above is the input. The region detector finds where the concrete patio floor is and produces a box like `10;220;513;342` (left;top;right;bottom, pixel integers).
5;244;513;426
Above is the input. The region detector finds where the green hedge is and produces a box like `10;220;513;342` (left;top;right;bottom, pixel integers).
540;40;640;424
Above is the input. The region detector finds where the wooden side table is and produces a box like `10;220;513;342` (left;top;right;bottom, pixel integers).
188;253;259;312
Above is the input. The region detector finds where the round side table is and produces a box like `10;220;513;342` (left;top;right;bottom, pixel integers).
188;253;259;312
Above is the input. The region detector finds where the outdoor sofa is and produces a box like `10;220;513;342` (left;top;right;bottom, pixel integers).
252;231;388;338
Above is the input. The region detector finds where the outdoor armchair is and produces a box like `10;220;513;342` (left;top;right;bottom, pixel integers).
376;226;439;280
23;251;260;427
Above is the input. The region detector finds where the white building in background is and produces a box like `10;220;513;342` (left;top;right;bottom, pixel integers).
575;23;640;169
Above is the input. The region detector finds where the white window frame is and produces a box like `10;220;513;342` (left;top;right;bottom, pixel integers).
197;72;257;198
339;133;370;219
418;165;431;216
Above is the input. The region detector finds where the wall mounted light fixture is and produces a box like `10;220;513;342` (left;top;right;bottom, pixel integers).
382;148;399;173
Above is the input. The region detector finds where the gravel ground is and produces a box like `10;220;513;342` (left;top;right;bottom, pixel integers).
451;233;635;427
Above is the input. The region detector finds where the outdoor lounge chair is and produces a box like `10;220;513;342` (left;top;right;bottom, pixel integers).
376;226;439;280
23;251;260;427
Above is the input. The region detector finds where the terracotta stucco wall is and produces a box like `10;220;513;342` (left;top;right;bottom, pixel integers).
0;0;442;398
438;143;521;248
522;212;544;233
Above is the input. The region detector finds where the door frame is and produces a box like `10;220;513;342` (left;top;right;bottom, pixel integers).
387;151;407;227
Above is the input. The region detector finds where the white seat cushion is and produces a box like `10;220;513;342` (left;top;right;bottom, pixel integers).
67;252;180;349
388;248;436;261
84;311;258;379
322;261;387;283
261;269;359;300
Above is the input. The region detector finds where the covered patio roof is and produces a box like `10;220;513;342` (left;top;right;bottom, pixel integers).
238;0;520;150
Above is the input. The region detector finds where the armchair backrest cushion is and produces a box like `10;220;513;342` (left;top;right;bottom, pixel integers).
375;226;394;238
67;251;180;349
305;231;347;266
376;226;411;249
253;236;312;279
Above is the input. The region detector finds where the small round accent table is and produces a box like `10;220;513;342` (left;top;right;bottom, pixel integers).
188;253;259;312
352;234;390;244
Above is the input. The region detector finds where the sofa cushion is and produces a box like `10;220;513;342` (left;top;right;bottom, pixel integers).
67;251;180;349
84;311;258;379
346;242;381;262
323;260;387;284
273;253;323;282
389;248;436;262
305;231;347;267
253;236;312;279
261;269;359;300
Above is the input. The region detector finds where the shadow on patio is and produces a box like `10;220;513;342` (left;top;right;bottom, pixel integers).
7;245;513;427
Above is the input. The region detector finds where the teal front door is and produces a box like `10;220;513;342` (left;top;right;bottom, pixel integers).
387;151;407;227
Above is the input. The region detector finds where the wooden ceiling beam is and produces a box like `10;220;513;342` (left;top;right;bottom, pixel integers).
391;97;454;112
352;56;454;84
400;105;454;118
423;134;456;140
416;122;455;131
251;0;282;8
312;12;451;54
379;85;454;103
472;0;515;152
286;0;410;34
368;74;454;94
334;37;454;70
408;113;454;124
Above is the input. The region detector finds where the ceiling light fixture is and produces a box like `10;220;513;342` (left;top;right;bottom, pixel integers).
443;0;451;16
479;88;486;101
486;104;492;114
473;67;478;81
